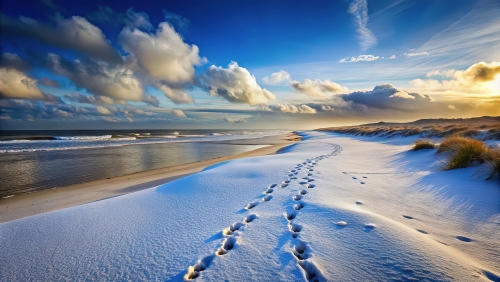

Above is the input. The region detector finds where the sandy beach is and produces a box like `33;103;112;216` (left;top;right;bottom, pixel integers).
0;132;300;223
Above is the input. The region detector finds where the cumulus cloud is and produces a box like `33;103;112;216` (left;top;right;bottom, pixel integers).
340;84;435;111
339;54;380;63
410;61;500;93
262;70;291;85
224;117;247;123
0;53;32;71
96;105;114;115
47;54;146;102
119;22;202;84
264;104;317;114
155;84;195;104
203;62;276;105
0;68;47;100
347;0;377;50
290;79;349;98
0;15;122;64
171;108;187;118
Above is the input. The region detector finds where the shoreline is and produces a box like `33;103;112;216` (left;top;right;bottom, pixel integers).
0;133;300;223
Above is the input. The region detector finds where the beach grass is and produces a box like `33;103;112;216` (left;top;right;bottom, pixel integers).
412;139;436;151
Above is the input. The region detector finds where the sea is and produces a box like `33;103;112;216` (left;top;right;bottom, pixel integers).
0;129;286;198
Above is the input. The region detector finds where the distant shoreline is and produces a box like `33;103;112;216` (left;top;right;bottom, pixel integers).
0;132;301;223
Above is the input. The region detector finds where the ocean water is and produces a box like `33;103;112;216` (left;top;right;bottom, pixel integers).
0;130;284;198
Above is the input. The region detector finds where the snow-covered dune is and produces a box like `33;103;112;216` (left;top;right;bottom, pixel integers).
1;131;499;281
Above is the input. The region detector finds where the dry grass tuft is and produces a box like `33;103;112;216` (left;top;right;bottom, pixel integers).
412;139;436;151
483;150;500;180
437;137;490;170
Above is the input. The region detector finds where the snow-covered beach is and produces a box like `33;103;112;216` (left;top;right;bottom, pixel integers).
1;131;499;281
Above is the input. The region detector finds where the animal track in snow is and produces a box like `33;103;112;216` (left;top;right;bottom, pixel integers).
269;184;277;188
185;254;216;280
223;222;246;235
289;223;303;238
456;236;473;242
356;201;363;205
243;214;258;223
352;177;357;180
292;240;311;260
293;195;303;201
280;183;289;188
360;182;365;184
284;211;298;221
299;181;308;185
417;229;429;234
306;184;315;188
246;202;259;209
294;202;305;210
307;179;314;182
262;195;273;202
402;215;413;219
299;190;308;195
216;236;237;255
298;260;325;282
264;188;274;194
283;179;291;184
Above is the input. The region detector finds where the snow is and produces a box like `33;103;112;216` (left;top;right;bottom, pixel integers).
1;131;499;281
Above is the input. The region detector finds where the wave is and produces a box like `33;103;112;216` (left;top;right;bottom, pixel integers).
54;135;112;140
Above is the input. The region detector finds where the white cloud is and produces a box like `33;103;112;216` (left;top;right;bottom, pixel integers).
262;70;291;85
155;84;194;104
410;61;500;93
224;117;247;123
403;52;429;57
171;108;187;118
388;55;397;59
119;22;202;84
203;62;276;105
347;0;377;50
96;106;113;115
321;105;334;111
339;54;381;63
0;68;47;100
264;104;317;114
290;79;349;98
1;15;122;64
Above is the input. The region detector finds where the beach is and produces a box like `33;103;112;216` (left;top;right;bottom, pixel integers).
1;131;498;281
0;133;300;223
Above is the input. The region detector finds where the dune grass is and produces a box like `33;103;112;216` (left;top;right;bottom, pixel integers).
436;136;494;172
484;150;500;180
412;139;436;151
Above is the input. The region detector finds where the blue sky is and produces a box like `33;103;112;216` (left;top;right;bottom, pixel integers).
1;0;499;129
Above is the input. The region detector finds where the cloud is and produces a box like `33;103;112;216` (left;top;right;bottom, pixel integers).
64;93;125;105
224;117;247;123
87;6;152;30
290;79;349;98
0;53;32;71
163;10;190;32
171;108;187;118
262;70;291;85
119;22;202;84
0;68;47;100
155;84;195;104
347;0;377;50
339;54;380;63
340;84;435;111
203;62;276;105
388;55;397;59
46;54;146;102
263;104;317;114
143;94;160;107
410;61;500;93
321;105;334;111
403;52;429;57
0;15;122;64
96;105;113;115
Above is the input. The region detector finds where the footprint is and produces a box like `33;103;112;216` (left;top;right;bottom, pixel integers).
290;176;297;180
298;260;324;281
302;177;309;180
456;236;473;242
246;202;259;209
283;180;291;184
243;214;258;223
363;176;367;178
293;240;310;260
360;182;365;184
294;202;305;210
261;195;273;202
299;190;308;195
336;221;347;226
293;195;303;201
288;174;295;177
223;222;246;235
289;223;303;238
307;179;314;182
284;211;298;221
280;183;289;188
416;229;428;234
356;201;363;205
306;184;316;188
264;188;274;194
402;215;413;219
217;236;237;255
307;173;313;176
269;184;277;188
352;177;357;180
299;181;308;185
185;254;216;280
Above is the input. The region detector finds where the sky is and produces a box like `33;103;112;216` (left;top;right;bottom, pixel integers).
1;0;500;130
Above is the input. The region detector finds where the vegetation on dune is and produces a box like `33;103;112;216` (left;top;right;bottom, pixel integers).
412;139;436;151
439;137;489;169
484;150;500;180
